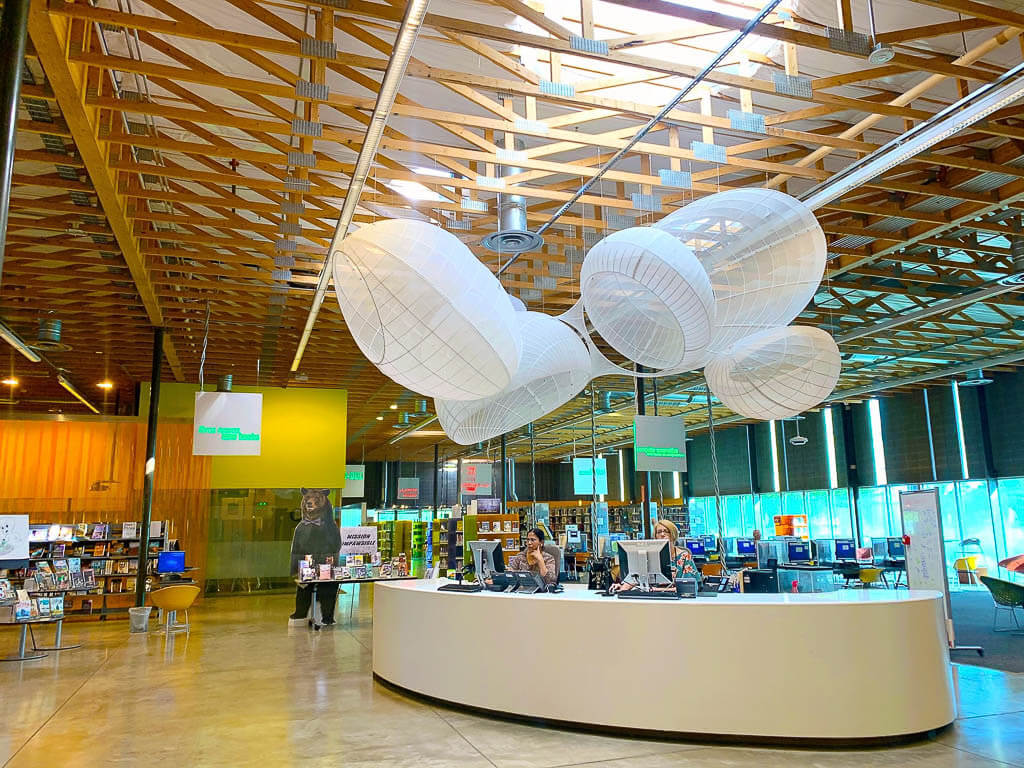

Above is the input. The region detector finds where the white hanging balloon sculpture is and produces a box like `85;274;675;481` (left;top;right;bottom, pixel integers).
703;326;841;421
653;188;826;354
332;219;522;400
580;227;716;371
331;189;840;435
436;311;591;444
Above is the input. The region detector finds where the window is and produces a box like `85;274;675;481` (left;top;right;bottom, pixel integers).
769;421;781;492
958;481;997;569
868;399;887;486
952;382;970;480
996;478;1024;562
857;486;889;540
830;488;854;539
823;407;839;489
806;490;831;538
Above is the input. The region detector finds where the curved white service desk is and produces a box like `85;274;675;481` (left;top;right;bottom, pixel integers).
373;580;955;742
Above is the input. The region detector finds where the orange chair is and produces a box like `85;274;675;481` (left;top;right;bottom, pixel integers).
149;584;200;634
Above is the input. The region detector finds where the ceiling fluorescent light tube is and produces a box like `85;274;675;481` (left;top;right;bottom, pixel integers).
57;374;100;414
0;319;42;362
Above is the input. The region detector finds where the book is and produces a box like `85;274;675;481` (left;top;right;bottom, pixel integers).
70;571;85;590
125;578;136;594
91;523;107;540
15;601;31;621
504;521;512;532
150;520;163;537
122;522;138;539
82;569;97;588
331;566;345;580
116;560;129;575
47;525;61;542
75;523;89;538
379;563;393;578
479;521;490;532
371;551;381;566
0;578;13;601
36;597;49;616
57;526;74;541
28;527;47;542
318;564;332;580
51;596;64;615
52;543;66;558
340;566;351;579
68;557;81;573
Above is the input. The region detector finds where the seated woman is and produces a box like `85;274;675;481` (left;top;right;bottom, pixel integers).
613;519;702;592
506;528;558;586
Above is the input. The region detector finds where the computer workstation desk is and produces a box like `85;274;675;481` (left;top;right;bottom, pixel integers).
373;579;955;743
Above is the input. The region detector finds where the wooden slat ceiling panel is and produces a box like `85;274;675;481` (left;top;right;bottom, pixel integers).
3;0;1023;459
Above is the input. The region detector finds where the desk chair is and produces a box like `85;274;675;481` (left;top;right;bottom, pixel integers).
542;544;563;585
855;547;874;563
149;584;200;634
979;575;1024;633
857;567;887;589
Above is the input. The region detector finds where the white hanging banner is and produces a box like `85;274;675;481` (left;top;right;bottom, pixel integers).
193;392;263;456
899;489;954;645
343;465;366;498
633;415;687;472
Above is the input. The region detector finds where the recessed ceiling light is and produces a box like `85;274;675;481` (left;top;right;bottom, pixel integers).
389;403;397;409
1;378;17;386
376;415;384;421
98;380;114;389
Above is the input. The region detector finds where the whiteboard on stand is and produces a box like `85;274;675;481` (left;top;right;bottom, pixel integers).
899;489;953;645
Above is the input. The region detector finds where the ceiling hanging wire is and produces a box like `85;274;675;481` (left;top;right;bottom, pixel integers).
496;0;783;277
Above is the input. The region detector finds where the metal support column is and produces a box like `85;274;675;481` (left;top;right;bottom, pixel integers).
135;327;163;607
433;443;439;514
635;365;652;538
840;403;863;546
746;424;760;494
0;0;30;280
500;434;508;513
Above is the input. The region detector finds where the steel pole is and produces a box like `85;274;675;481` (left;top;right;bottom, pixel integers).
0;0;30;285
135;327;164;607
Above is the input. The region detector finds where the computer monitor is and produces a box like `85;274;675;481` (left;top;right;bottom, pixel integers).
786;541;811;563
616;539;673;591
684;538;706;557
736;537;756;556
887;537;906;559
700;534;718;553
834;538;856;560
157;550;185;574
469;540;505;580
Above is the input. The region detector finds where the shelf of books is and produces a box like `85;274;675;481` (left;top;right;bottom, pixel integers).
432;517;465;576
470;513;520;555
0;521;171;622
545;502;593;546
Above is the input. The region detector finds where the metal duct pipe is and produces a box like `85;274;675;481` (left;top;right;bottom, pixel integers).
37;318;62;345
290;0;431;374
0;0;30;290
217;374;232;392
483;141;544;255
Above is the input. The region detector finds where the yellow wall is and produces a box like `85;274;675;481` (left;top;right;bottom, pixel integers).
152;384;348;490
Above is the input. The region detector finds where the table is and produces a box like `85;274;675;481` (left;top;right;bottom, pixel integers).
1;616;78;661
295;575;419;629
374;580;956;742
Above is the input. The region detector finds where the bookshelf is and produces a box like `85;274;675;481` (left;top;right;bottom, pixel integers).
2;521;171;621
471;513;520;555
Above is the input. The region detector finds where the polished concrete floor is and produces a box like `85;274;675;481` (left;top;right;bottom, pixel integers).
3;588;1024;768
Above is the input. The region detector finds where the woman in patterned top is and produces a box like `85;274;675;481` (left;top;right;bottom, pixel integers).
507;528;557;586
613;519;702;591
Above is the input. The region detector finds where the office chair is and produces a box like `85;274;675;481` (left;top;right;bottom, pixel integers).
542;544;563;584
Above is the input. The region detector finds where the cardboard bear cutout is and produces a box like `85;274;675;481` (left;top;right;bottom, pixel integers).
289;488;341;575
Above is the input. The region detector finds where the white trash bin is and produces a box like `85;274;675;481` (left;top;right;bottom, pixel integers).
129;606;152;633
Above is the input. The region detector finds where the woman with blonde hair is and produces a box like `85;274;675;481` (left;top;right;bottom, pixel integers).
613;518;702;591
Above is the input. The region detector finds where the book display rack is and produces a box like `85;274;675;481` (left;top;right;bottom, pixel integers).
1;521;171;622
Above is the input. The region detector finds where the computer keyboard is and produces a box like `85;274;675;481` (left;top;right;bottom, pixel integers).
616;591;680;600
437;583;483;593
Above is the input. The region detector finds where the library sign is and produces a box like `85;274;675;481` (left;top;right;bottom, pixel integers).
343;465;366;497
633;415;687;472
192;392;263;456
